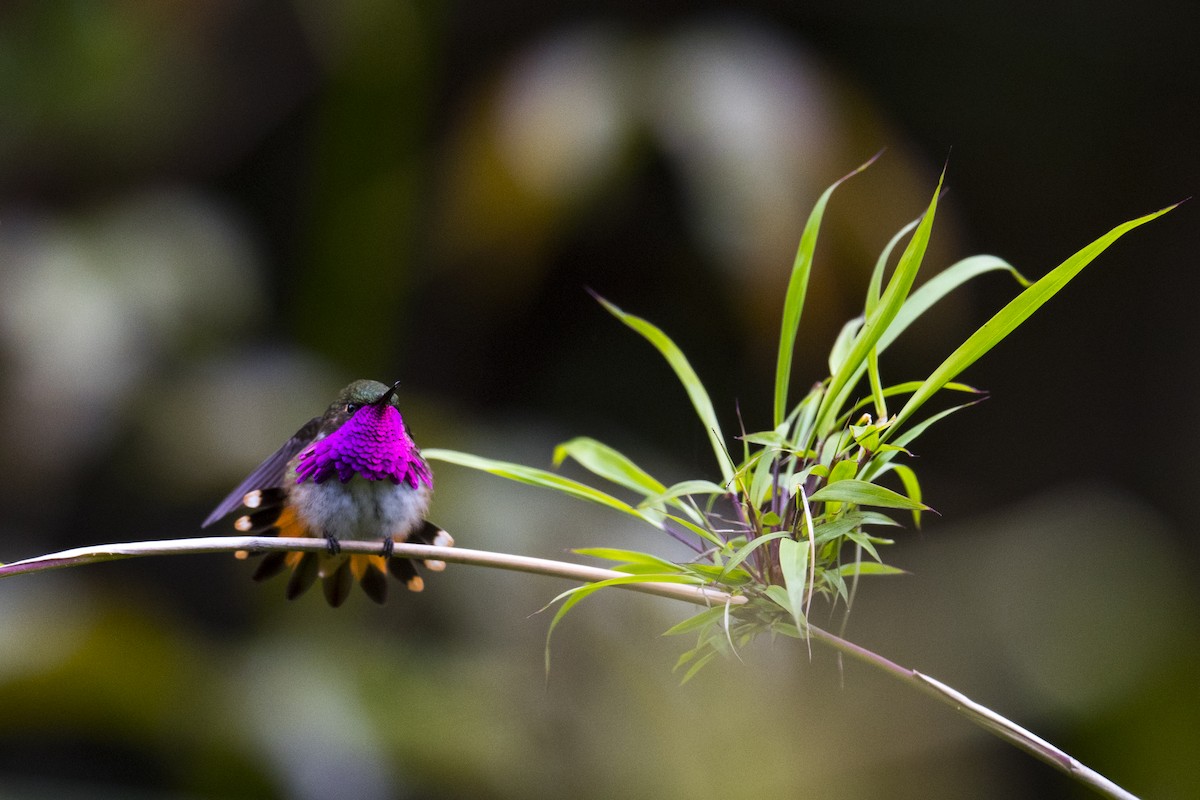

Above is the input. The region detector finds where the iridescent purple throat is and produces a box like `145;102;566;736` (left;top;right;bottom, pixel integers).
294;404;432;489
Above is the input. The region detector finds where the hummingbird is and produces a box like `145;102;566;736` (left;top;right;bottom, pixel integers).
203;379;453;607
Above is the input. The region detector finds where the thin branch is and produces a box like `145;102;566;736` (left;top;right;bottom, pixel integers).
806;627;1139;800
0;536;740;608
0;536;1137;800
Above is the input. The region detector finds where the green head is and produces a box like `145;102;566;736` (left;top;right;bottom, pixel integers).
298;378;429;487
320;379;401;428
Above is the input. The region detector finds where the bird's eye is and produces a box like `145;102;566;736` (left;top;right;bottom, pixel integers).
345;403;360;414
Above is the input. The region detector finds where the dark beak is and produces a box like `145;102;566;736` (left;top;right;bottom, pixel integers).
374;381;401;406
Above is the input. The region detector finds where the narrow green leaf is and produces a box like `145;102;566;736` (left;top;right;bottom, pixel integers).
719;531;791;580
679;649;720;684
770;622;805;640
684;563;745;583
810;512;869;545
876;255;1029;356
866;345;887;420
867;216;923;314
860;511;901;528
553;437;667;497
787;384;824;456
805;464;829;481
824;256;1018;433
544;584;592;674
611;563;689;575
845;529;884;563
662;606;727;637
425;448;660;526
674;642;705;670
748;446;780;508
686;565;754;586
595;295;734;484
778;537;810;631
889;203;1179;435
827;459;858;485
740;431;788;447
810;478;929;510
764;584;793;614
827;316;864;376
845;381;979;419
775;155;879;427
862;216;925;420
816;170;945;434
664;513;726;549
542;573;702;613
542;572;707;671
638;480;726;509
890;464;923;528
572;548;684;572
822;569;851;605
836;562;908;577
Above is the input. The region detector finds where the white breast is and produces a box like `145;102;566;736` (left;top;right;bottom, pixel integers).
288;477;431;542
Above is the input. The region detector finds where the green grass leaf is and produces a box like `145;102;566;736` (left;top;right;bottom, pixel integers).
816;169;945;434
747;446;781;508
553;437;668;497
679;649;720;684
836;562;908;577
775;155;880;427
662;606;727;637
889;203;1179;435
891;464;923;528
845;528;888;562
827;459;858;484
425;448;660;526
867;216;923;313
777;537;810;632
862;216;925;419
573;548;684;573
542;573;707;673
683;563;754;585
876;255;1029;356
764;584;793;613
638;480;726;512
844;381;979;420
594;294;735;485
664;512;726;549
809;512;870;545
826;255;1019;429
827;316;864;376
809;478;930;511
739;430;788;447
719;531;792;580
860;511;901;529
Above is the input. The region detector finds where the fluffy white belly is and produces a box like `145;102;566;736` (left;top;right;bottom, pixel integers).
288;477;430;542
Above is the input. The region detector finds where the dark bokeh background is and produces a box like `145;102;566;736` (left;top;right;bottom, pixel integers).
0;3;1196;798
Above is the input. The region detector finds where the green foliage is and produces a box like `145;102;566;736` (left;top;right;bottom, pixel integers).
427;164;1176;676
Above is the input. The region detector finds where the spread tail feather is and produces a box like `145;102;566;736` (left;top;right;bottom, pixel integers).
229;489;453;606
322;560;353;607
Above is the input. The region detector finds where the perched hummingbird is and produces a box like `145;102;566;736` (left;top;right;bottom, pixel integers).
203;379;453;607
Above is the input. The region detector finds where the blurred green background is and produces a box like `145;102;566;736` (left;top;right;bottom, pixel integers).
0;2;1196;798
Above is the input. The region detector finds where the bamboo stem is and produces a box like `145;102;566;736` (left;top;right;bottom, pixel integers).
0;536;1137;800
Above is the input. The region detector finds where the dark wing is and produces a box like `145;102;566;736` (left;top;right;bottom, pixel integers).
202;416;321;528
